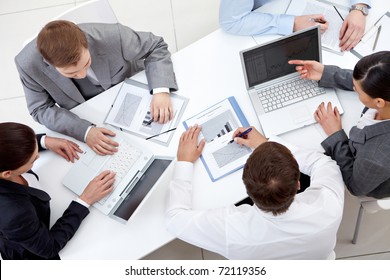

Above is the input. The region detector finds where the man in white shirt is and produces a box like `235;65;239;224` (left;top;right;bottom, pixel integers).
165;125;345;259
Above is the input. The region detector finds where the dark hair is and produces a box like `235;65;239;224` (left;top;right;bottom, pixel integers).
0;122;36;172
242;142;299;216
37;20;88;67
353;51;390;101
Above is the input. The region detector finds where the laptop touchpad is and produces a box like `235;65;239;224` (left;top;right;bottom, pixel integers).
289;106;312;124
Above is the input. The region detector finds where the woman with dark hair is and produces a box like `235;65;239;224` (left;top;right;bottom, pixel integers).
0;122;115;259
289;52;390;198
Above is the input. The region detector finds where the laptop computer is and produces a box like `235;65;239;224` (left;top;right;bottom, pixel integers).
62;128;173;220
240;26;344;137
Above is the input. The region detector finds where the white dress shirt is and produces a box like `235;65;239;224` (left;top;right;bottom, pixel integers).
165;136;345;259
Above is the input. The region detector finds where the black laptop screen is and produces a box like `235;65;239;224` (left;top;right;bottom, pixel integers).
113;158;172;221
242;27;320;88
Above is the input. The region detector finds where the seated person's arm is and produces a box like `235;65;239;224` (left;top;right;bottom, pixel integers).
289;60;354;91
339;1;371;51
219;0;295;35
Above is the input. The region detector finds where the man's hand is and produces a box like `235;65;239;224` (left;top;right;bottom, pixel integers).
293;14;328;33
150;92;173;124
339;10;366;51
45;136;83;162
86;127;119;156
288;60;325;81
314;102;342;136
79;170;115;205
177;125;206;163
232;126;267;149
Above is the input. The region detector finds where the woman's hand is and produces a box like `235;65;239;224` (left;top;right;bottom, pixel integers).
79;170;115;205
45;136;83;162
314;102;342;136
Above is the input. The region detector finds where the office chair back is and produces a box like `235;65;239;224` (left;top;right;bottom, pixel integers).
54;0;117;24
352;197;390;244
23;0;117;47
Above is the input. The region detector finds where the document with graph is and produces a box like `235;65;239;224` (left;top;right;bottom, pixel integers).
105;80;188;146
183;96;251;182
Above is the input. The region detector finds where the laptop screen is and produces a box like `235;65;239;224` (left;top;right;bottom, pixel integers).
112;158;172;221
242;27;320;88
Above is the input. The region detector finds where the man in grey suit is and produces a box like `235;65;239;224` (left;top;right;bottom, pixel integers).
15;20;178;155
289;54;390;199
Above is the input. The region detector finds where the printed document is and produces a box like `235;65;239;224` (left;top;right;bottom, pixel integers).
105;80;188;146
183;97;251;182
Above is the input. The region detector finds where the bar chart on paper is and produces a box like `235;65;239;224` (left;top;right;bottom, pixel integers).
201;110;239;143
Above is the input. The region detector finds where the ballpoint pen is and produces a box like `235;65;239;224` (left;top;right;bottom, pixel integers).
310;18;327;24
145;127;176;140
228;127;252;144
373;25;382;51
333;5;344;21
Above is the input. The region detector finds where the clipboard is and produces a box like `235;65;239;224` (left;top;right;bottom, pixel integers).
183;96;251;182
104;79;189;146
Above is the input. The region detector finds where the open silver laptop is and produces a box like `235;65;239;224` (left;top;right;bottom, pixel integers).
240;26;344;137
62;128;172;219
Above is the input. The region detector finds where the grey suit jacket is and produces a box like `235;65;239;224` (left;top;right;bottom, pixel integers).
319;66;390;198
15;23;178;141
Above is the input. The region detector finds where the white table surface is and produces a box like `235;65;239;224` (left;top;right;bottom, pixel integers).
32;0;387;259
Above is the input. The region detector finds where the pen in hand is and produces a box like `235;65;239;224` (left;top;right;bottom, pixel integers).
228;127;253;144
144;114;160;126
144;118;153;126
310;18;327;24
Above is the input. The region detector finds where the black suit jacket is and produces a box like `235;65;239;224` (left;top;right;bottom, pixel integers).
0;135;89;259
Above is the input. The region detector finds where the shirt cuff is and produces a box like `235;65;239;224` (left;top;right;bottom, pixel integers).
74;197;90;208
40;135;47;149
350;1;371;8
278;14;295;35
84;125;94;143
173;161;194;182
152;87;170;95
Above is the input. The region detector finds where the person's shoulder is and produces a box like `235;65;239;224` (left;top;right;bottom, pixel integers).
0;191;35;226
15;38;41;65
78;22;122;32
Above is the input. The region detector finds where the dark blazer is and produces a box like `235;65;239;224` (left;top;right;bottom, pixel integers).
319;66;390;198
0;135;89;259
15;23;178;142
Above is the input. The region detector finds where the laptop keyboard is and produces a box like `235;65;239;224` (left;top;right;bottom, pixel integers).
257;77;326;112
98;140;142;205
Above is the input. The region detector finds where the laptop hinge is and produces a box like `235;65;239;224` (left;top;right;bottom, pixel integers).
119;170;144;198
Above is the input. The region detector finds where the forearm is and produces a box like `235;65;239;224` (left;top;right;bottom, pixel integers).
118;24;178;92
30;104;91;142
219;0;294;35
319;65;354;91
165;161;228;255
